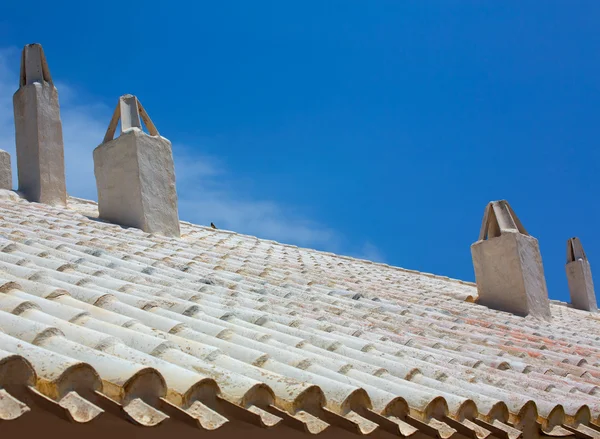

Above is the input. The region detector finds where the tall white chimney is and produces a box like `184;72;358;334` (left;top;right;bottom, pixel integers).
13;44;67;205
93;94;180;237
471;200;551;320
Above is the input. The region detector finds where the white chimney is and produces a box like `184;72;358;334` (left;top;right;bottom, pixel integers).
0;150;12;190
471;200;551;320
13;44;67;205
566;237;597;312
93;94;180;237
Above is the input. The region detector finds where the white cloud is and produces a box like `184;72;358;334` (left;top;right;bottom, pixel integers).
172;149;341;247
353;241;386;263
0;46;384;260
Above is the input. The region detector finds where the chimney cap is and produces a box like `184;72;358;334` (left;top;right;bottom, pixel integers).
19;43;53;87
103;94;160;143
567;237;587;263
478;200;528;241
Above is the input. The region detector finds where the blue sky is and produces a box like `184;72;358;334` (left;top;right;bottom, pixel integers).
0;2;599;303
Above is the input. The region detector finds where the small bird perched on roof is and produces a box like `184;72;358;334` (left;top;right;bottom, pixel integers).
210;222;217;229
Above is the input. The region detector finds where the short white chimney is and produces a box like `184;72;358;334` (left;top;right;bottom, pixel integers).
566;237;597;312
471;200;551;320
13;44;67;205
0;150;12;190
93;94;180;237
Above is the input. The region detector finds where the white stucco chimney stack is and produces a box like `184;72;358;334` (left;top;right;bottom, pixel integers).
93;94;180;237
0;150;12;190
471;200;551;320
13;44;67;205
566;237;597;312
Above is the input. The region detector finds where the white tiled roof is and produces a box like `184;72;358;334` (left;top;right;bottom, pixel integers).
0;190;599;439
